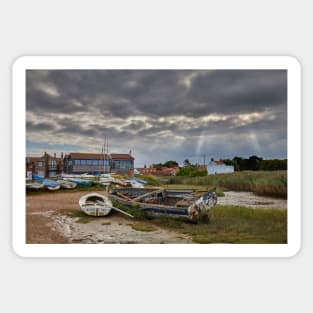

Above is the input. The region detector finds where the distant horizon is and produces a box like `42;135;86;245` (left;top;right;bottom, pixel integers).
26;69;287;166
26;149;287;168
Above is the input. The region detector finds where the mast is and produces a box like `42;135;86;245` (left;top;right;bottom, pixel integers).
106;136;109;173
103;136;106;174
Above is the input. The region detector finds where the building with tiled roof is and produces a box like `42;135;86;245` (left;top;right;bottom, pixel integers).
63;152;134;175
63;152;110;174
26;152;64;178
110;153;134;174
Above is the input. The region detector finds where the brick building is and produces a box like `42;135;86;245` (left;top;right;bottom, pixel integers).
26;152;63;178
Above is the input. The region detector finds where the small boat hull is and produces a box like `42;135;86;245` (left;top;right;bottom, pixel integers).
57;180;77;189
79;193;113;216
46;185;61;191
26;182;44;191
66;178;93;186
42;179;61;191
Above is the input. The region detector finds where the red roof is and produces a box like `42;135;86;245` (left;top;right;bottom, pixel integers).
214;160;224;165
69;153;108;160
26;157;40;163
138;168;157;174
160;167;178;173
111;154;134;160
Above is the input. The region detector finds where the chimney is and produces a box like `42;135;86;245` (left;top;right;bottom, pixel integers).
129;150;132;155
61;152;63;159
54;153;56;159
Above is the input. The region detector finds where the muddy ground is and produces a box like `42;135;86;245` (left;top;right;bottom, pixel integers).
26;190;287;244
26;191;192;244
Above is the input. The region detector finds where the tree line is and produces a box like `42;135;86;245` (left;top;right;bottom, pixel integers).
150;156;287;172
222;156;287;171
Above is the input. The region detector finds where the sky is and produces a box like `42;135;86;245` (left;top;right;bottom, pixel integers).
26;69;287;167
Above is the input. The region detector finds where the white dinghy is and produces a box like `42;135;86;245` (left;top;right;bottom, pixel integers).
79;193;134;218
57;180;77;189
26;182;44;191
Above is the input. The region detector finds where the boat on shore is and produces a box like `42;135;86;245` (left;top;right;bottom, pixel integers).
61;173;96;179
64;178;93;186
79;193;113;216
109;187;218;223
42;179;61;191
79;193;134;217
57;180;77;189
32;174;61;191
26;182;44;191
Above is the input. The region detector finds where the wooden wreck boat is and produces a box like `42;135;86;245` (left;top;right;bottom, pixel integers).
110;187;218;223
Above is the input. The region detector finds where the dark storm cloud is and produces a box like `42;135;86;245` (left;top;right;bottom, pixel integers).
26;69;287;161
27;69;286;117
186;70;287;115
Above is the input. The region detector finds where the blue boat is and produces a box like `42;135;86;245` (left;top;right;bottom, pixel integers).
32;174;60;190
67;178;93;186
42;179;61;190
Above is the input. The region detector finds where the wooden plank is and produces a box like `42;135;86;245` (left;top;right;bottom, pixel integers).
116;192;133;201
132;188;164;202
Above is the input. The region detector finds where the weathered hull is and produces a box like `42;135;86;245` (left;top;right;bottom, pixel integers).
57;180;77;189
46;185;61;191
79;193;112;216
26;182;44;191
67;178;93;186
110;188;217;223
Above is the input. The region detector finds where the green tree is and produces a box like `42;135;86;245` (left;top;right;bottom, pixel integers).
177;166;207;177
163;160;179;168
183;159;191;167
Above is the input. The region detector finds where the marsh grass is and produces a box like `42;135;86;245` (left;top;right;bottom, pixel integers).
107;200;287;244
165;171;287;198
150;205;287;244
131;223;158;232
134;174;160;186
110;199;149;219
